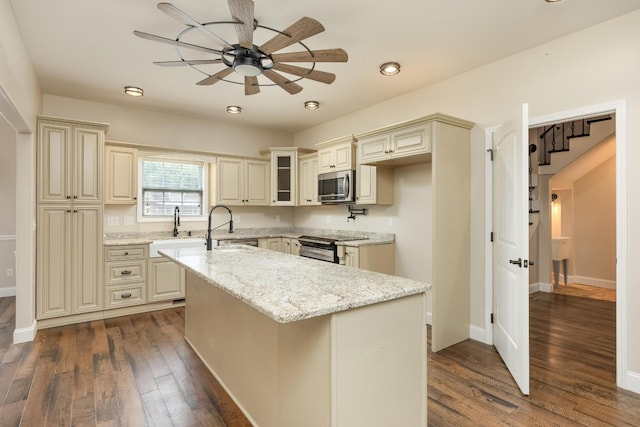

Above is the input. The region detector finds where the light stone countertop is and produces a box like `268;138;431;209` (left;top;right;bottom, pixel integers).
160;246;429;323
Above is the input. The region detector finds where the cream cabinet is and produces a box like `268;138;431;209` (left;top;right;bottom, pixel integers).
270;149;298;206
216;157;270;206
148;258;185;302
356;165;394;205
105;145;138;204
37;204;103;319
357;121;431;167
299;153;320;206
337;243;395;275
104;245;148;309
291;239;301;256
259;237;282;252
281;238;292;254
37;118;107;204
316;136;355;173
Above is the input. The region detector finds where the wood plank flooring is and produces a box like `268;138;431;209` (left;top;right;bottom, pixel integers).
0;293;638;426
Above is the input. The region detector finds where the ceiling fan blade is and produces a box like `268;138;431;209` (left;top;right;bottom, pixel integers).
158;3;232;49
245;76;260;95
228;0;255;49
272;63;335;84
259;17;324;55
196;68;234;85
134;30;223;55
272;48;348;63
262;70;303;94
153;59;223;67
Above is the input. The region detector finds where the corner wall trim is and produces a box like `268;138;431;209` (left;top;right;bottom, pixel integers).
13;319;37;344
625;370;640;395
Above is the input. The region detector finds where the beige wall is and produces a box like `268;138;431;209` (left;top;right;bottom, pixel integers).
293;11;640;375
0;117;16;290
573;156;616;282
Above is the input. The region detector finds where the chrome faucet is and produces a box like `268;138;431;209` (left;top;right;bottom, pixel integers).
173;206;180;237
206;205;233;250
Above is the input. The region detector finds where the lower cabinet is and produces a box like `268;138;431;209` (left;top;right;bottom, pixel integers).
259;237;282;252
104;245;148;309
37;204;103;319
337;243;395;275
148;258;186;302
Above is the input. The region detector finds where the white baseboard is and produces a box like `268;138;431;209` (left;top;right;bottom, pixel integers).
537;282;553;293
529;282;539;293
13;319;37;344
569;275;616;289
0;286;16;297
624;370;640;394
469;324;486;343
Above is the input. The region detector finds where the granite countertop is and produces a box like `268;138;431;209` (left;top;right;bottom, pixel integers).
160;246;429;323
104;227;394;247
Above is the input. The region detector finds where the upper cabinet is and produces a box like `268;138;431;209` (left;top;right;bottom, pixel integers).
38;117;108;204
299;153;320;206
357;120;431;167
269;149;298;206
104;145;138;204
215;157;270;206
316;136;356;173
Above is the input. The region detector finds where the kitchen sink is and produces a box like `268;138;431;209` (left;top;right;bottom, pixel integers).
149;238;206;257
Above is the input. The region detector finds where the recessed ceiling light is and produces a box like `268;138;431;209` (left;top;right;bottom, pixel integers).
226;105;242;114
379;62;401;76
304;101;320;110
124;86;144;97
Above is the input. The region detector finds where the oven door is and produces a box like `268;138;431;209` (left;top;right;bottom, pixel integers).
299;246;336;263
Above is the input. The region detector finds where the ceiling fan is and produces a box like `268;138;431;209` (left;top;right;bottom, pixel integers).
134;0;348;95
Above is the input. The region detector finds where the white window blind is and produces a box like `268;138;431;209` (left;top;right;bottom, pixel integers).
141;159;204;217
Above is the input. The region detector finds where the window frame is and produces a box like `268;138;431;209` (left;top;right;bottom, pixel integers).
137;155;209;223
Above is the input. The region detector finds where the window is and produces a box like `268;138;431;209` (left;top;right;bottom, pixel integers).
140;159;205;218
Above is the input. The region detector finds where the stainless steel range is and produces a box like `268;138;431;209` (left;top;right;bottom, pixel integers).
297;235;366;263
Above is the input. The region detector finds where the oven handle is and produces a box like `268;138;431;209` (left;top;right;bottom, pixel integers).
298;238;332;246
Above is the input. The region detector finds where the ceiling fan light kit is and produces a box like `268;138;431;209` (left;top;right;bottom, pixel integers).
304;101;320;110
124;86;144;97
134;0;348;95
379;62;401;76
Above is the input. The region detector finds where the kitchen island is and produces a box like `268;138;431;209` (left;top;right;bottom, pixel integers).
161;245;429;427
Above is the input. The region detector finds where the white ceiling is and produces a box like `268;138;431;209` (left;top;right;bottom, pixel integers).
10;0;640;133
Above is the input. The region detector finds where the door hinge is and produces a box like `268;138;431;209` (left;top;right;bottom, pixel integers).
487;148;494;161
490;231;494;242
490;313;494;324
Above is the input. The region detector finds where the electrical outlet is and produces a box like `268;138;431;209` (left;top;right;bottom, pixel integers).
6;268;14;278
124;216;135;226
388;217;393;227
107;216;119;226
276;215;280;222
325;215;332;224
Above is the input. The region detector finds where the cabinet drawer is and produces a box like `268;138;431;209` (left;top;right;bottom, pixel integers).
104;245;148;261
105;283;146;309
105;260;146;284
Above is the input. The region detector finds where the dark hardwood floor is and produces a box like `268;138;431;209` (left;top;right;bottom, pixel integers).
0;293;638;426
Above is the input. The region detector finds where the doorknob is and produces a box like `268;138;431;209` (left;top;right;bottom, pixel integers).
509;258;522;267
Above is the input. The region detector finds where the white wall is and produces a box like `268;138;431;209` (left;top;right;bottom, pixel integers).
293;11;640;376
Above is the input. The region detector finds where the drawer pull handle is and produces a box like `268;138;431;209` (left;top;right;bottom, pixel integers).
121;292;132;299
121;270;132;275
124;252;129;255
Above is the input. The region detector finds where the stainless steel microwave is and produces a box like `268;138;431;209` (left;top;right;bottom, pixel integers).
318;170;355;203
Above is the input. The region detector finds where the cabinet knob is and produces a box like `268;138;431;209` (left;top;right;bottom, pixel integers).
66;196;71;199
73;195;78;199
121;270;132;275
66;209;71;213
73;209;78;213
124;252;129;255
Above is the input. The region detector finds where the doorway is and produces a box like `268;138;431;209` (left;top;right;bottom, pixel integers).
485;99;629;392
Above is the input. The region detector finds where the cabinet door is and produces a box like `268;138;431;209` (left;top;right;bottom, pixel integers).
291;239;301;256
105;146;138;204
281;238;292;254
357;165;376;205
317;148;333;174
391;124;430;158
38;121;72;203
217;158;244;205
344;247;360;268
333;142;353;171
37;205;72;318
73;126;104;203
149;258;185;302
72;206;103;313
260;238;282;252
299;156;319;205
358;134;390;164
245;159;270;205
271;152;297;206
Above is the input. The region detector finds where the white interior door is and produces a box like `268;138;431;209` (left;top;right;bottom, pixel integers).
492;104;530;395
